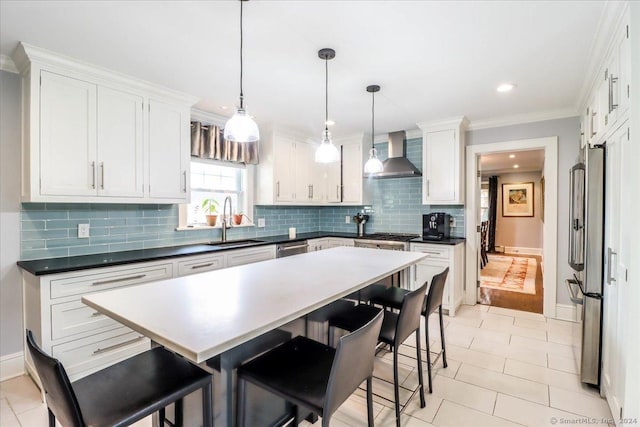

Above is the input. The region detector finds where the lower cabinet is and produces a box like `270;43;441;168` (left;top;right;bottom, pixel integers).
410;242;464;316
23;245;276;382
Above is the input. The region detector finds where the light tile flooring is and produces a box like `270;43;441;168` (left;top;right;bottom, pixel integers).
1;305;613;427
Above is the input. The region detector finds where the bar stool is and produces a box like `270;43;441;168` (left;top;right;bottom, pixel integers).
370;267;450;392
236;310;384;427
26;330;213;427
328;281;428;427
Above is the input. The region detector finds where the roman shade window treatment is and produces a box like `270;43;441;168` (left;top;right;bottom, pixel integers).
190;121;259;165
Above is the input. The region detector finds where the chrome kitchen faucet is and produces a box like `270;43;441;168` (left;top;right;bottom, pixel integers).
221;196;232;242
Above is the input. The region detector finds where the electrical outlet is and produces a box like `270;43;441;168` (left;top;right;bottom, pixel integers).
257;218;265;228
450;217;456;227
345;216;351;224
78;223;90;238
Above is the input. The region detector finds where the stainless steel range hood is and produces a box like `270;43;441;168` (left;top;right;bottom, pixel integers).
370;131;422;179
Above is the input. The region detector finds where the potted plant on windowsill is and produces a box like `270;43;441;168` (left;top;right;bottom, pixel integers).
232;213;244;226
201;199;220;227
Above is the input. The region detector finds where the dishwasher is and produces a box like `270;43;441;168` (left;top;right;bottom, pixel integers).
276;240;308;257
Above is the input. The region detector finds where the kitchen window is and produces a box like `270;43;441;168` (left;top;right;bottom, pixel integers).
178;159;254;228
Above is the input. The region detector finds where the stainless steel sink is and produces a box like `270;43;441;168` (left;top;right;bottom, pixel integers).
207;239;265;248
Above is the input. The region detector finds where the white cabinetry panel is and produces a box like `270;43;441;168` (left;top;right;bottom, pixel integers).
39;71;97;196
96;87;144;198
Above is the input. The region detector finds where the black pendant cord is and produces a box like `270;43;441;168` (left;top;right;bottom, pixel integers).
324;57;329;133
371;90;375;150
239;0;244;110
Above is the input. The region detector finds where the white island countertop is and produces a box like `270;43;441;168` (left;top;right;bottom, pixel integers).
82;247;427;363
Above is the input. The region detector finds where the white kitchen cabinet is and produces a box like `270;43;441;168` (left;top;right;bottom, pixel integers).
307;238;329;251
14;42;197;203
148;99;190;201
256;128;318;205
97;86;144;198
176;253;225;277
410;242;464;316
325;238;354;248
225;245;277;267
418;117;468;205
23;261;174;381
39;71;97;197
341;143;364;204
324;161;342;203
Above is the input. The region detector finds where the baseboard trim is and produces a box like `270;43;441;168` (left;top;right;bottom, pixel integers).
1;351;24;381
556;304;581;322
504;246;543;256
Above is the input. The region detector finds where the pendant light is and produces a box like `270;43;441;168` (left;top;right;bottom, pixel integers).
224;0;260;143
363;85;384;174
315;48;340;163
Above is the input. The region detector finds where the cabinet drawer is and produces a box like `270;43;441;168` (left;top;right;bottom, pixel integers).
410;244;451;260
226;246;276;267
51;300;120;340
50;263;173;299
52;327;150;381
177;254;225;277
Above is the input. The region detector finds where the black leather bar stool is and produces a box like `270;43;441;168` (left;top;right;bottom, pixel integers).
328;281;429;427
26;330;213;427
370;267;450;393
236;310;384;427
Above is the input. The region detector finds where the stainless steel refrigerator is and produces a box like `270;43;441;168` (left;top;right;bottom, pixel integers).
567;145;604;387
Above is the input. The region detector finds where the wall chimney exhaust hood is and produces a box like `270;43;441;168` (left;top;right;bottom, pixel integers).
368;131;422;179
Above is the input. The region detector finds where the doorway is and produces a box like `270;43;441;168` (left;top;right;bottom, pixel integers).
465;137;558;318
477;150;545;313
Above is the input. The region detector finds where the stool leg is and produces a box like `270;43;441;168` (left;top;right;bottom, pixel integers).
393;347;401;427
425;317;433;394
366;376;374;427
328;324;333;347
439;307;448;368
202;381;213;427
415;328;426;408
175;398;183;427
159;408;165;427
237;377;246;427
48;409;55;427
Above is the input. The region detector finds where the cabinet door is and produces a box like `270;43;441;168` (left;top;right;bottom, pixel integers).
96;87;144;198
39;71;97;196
148;99;189;200
424;129;457;203
325;160;342;203
341;143;362;204
310;151;325;202
414;259;450;305
294;141;313;202
616;20;630;116
274;138;294;202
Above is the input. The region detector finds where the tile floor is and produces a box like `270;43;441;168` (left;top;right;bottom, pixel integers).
1;304;613;427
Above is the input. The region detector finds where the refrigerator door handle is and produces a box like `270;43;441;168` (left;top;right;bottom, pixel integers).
606;247;617;284
574;277;603;300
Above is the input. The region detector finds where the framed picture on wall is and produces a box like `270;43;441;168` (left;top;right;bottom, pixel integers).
502;182;534;217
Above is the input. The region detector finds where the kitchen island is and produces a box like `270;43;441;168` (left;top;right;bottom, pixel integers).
82;247;427;426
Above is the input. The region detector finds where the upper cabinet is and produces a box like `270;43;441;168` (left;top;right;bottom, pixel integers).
583;9;630;147
14;43;196;204
256;130;370;206
418;117;468;205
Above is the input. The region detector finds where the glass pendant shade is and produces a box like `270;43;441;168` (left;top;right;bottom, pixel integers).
224;108;260;143
364;148;384;173
315;129;340;163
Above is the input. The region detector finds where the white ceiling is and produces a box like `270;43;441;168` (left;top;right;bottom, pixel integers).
480;149;545;174
0;1;605;138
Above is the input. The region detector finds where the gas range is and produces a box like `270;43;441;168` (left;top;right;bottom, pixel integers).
354;233;418;250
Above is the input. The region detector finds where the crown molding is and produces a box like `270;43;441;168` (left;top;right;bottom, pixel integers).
466;108;578;131
190;108;229;127
0;55;18;74
575;1;629;112
417;116;469;131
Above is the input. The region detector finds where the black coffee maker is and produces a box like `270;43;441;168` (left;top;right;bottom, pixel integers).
422;213;451;240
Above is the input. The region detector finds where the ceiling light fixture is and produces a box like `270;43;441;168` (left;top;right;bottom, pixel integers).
224;0;259;143
315;48;340;163
363;85;383;174
325;120;335;126
497;83;516;93
509;154;516;158
513;164;519;168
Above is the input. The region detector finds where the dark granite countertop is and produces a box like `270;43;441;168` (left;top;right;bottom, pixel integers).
410;237;466;245
17;231;465;276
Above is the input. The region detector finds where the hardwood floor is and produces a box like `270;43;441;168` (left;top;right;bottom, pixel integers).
479;253;543;314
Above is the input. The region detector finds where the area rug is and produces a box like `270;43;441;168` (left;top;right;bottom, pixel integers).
480;255;537;294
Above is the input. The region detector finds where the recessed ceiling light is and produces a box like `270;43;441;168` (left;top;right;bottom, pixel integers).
513;164;519;168
220;105;229;110
497;83;516;93
325;120;335;126
509;154;516;158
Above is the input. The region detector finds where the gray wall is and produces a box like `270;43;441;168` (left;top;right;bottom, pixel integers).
0;70;23;358
467;116;580;306
495;171;543;250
